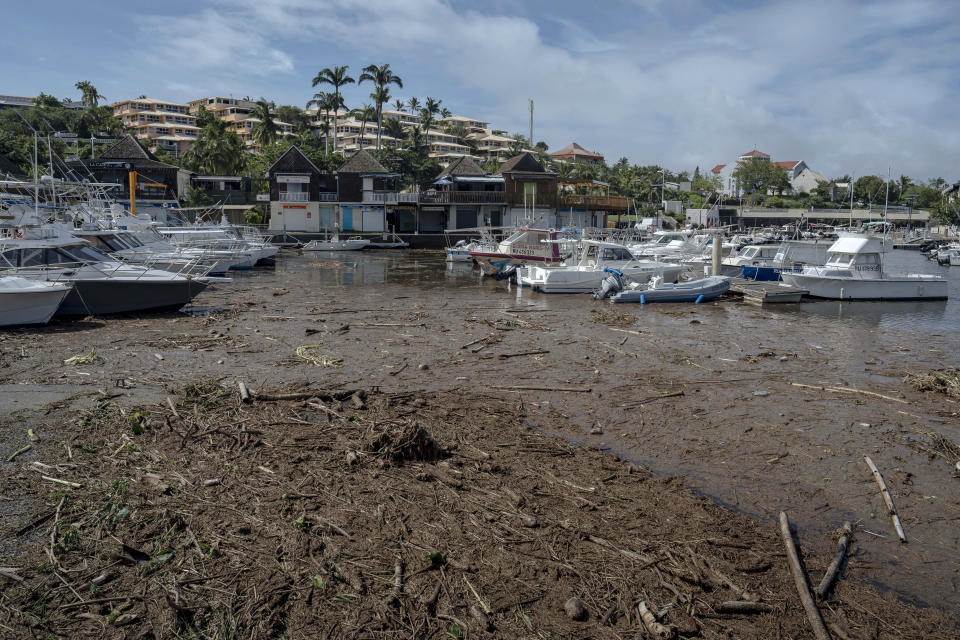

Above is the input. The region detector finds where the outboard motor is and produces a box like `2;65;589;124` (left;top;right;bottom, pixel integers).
595;267;624;300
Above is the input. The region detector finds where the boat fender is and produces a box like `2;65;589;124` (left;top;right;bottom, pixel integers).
695;294;704;304
640;294;646;304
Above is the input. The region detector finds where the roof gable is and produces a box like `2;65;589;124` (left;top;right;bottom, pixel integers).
499;152;547;174
739;150;769;158
99;134;159;161
337;149;388;174
268;145;323;175
772;160;801;170
550;142;603;158
711;164;726;173
438;155;485;178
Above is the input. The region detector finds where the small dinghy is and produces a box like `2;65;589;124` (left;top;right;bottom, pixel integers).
606;274;731;304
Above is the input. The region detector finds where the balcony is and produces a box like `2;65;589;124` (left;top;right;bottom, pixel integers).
364;191;399;204
558;194;631;211
419;191;506;205
278;192;309;202
318;192;337;202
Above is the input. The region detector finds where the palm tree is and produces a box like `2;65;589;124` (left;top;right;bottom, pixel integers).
440;107;452;119
250;99;279;149
358;63;403;151
306;92;337;153
381;118;406;146
392;99;406;112
445;124;475;152
74;81;105;108
407;97;420;113
419;97;442;136
350;103;377;150
312;65;355;152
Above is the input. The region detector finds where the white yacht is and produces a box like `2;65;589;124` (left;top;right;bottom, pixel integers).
303;233;371;251
780;235;948;300
518;240;684;293
0;276;72;326
0;227;210;315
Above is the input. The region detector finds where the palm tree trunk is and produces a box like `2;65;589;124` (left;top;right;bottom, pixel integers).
376;109;382;151
333;91;339;153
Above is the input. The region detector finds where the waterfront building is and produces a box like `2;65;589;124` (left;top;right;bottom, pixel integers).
335;150;408;233
420;155;506;232
549;142;604;165
64;134;189;223
266;146;338;233
0;94;86;110
111;98;198;157
187;96;293;150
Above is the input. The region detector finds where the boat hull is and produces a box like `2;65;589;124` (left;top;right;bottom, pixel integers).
780;273;948;300
56;279;208;315
303;240;370;251
445;248;473;262
0;282;72;326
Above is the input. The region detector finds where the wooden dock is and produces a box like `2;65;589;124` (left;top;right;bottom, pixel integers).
727;278;807;304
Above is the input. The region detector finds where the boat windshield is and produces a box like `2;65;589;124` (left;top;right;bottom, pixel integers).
600;246;633;261
61;245;111;263
741;247;757;258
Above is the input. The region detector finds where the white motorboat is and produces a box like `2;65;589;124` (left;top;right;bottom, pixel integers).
0;227;210;315
468;227;572;276
518;240;684;293
367;232;409;249
303;234;371;251
445;239;478;262
0;276;72;326
780;235;948;300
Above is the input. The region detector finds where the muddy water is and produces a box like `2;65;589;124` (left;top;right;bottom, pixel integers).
2;248;958;611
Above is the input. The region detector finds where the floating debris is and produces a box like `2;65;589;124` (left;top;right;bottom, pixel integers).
905;369;960;400
295;344;343;367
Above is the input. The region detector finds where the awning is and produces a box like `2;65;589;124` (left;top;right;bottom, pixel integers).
453;176;504;183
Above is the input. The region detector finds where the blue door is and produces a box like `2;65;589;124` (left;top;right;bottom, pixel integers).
342;207;353;230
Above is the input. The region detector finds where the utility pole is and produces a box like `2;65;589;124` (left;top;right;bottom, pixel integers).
528;99;533;148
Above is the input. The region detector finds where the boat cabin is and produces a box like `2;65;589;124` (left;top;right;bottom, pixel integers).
735;245;780;263
821;236;883;278
578;241;635;267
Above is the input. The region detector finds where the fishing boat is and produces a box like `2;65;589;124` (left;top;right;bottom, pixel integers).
780;235;948;300
0;276;72;326
303;233;370;251
518;240;684;293
468;227;569;276
606;274;731;304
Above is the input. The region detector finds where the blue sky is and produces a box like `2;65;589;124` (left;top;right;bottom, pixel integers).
4;0;959;181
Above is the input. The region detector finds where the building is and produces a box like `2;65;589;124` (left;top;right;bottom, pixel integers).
335;149;407;233
710;149;825;196
266;146;338;233
111;98;198;157
64;134;190;223
550;142;604;164
0;94;86;110
187;96;294;150
419;155;506;231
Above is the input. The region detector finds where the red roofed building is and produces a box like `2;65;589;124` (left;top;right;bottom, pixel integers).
549;142;604;164
710;150;822;196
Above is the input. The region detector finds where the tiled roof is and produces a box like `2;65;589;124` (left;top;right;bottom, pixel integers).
772;160;800;170
550;142;603;159
711;164;726;173
267;145;323;175
99;134;158;161
740;150;769;158
337;149;388;174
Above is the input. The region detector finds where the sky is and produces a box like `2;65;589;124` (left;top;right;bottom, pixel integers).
4;0;958;182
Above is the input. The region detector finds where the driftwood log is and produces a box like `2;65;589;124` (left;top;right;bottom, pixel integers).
779;512;831;640
816;522;853;599
864;456;907;543
637;601;675;639
717;601;774;614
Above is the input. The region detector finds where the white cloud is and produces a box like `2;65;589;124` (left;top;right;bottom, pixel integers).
133;0;960;180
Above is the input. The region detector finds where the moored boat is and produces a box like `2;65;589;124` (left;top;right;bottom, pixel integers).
0;276;72;326
780;235;948;300
608;274;731;304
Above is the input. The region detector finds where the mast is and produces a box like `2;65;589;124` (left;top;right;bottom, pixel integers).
33;133;39;218
849;174;853;228
883;166;890;243
46;135;57;210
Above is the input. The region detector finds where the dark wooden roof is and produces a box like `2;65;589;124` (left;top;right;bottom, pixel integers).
337;149;388;174
86;134;180;169
550;142;603;159
499;152;549;174
268;145;323;175
437;155;485;178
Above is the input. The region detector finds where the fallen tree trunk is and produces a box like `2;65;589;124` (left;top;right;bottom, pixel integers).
816;522;853;599
779;511;831;640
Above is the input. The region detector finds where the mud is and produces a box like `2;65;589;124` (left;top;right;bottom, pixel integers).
1;250;958;634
